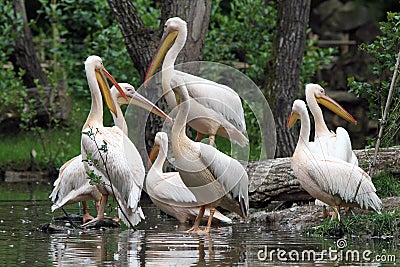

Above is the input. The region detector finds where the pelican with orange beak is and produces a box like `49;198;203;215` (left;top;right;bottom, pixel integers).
50;83;169;223
305;84;358;217
145;17;248;147
147;131;232;225
287;99;381;221
81;56;171;227
169;81;249;234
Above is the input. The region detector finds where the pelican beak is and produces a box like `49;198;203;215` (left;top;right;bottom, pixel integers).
286;112;300;129
316;95;358;125
144;30;179;83
95;68;128;118
125;89;173;122
147;143;160;168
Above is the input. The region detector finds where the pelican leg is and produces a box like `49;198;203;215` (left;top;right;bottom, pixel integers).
188;205;205;233
82;194;107;227
95;199;100;214
195;207;216;235
82;201;95;223
195;132;203;142
209;135;216;147
329;205;341;222
318;206;329;218
203;207;216;233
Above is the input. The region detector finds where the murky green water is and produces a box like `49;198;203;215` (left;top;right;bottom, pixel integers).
0;182;398;266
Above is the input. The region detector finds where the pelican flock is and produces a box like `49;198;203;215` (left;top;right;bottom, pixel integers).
287;99;381;220
147;131;232;224
49;83;151;223
48;16;383;233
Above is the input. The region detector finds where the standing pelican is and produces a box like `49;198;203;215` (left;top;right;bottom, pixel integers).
49;83;146;223
147;131;232;225
80;55;171;227
170;81;248;233
145;17;248;147
305;83;358;216
287;100;382;220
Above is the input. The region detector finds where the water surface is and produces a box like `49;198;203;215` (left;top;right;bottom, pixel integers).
0;182;398;266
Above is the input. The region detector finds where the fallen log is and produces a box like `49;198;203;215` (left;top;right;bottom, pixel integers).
246;146;400;208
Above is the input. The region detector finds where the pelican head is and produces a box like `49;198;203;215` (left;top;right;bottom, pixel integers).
306;83;357;125
286;99;307;129
85;55;128;117
148;132;168;166
110;83;173;121
145;17;187;82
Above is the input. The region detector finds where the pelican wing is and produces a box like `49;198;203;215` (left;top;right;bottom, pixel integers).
314;127;358;166
149;172;198;206
49;155;101;211
198;143;249;216
176;70;246;133
299;155;381;212
81;126;145;216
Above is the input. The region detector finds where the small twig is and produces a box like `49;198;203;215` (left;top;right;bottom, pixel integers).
369;49;400;175
86;127;136;229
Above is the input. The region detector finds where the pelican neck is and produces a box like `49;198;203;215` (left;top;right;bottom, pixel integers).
83;67;103;129
306;91;330;136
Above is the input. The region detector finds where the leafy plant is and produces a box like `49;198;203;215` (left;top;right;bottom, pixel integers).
348;12;400;147
374;172;400;198
303;208;400;238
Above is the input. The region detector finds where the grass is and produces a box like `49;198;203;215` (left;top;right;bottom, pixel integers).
0;126;82;172
303;208;400;238
374;171;400;198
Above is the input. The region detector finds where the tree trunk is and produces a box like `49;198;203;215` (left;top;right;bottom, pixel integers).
161;0;211;65
263;0;311;158
107;0;211;156
10;0;49;88
107;0;211;81
247;146;400;208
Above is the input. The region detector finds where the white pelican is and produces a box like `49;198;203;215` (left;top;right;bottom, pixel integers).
80;55;171;227
49;83;145;223
287;99;382;220
305;83;358;164
147;131;232;225
170;82;249;233
145;17;248;147
305;83;358;216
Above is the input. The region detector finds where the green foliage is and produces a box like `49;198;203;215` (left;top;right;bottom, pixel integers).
374;172;400;198
0;127;81;170
204;0;336;85
204;0;276;81
303;208;400;238
348;12;400;146
301;30;336;85
0;1;29;123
